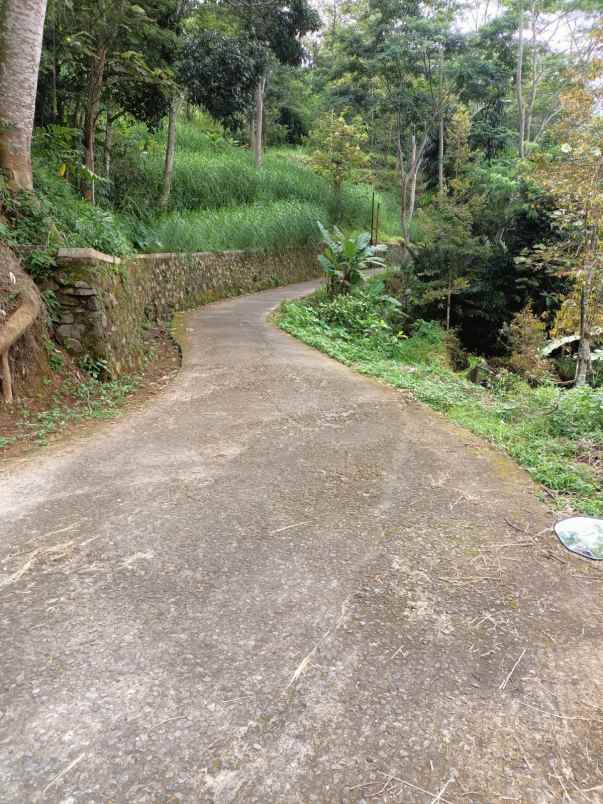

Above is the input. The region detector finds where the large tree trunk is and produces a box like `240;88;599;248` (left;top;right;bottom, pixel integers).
0;0;48;191
0;246;42;404
82;47;107;203
160;95;183;210
254;74;266;169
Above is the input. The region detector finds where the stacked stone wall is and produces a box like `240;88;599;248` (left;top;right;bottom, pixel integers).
48;248;319;375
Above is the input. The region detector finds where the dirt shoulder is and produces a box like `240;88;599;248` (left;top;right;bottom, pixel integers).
0;327;180;462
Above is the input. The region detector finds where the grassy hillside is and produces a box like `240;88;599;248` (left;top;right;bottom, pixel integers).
20;119;401;260
109;119;401;254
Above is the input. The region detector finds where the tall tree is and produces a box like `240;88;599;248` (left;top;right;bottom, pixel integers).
525;71;603;385
35;0;181;200
0;0;48;191
238;0;320;166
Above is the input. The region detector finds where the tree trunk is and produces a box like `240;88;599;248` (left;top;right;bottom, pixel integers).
407;135;419;229
160;95;182;210
82;47;107;203
516;1;526;159
438;113;445;198
104;102;114;178
446;270;452;330
50;19;59;124
396;137;406;227
254;74;266;169
576;285;592;387
525;4;538;145
398;133;427;242
0;247;42;404
0;0;48;191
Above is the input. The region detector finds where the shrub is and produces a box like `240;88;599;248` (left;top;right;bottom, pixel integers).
503;304;553;384
444;329;469;370
549;387;603;440
315;293;391;337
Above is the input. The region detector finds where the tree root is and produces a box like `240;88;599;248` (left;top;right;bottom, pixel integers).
0;247;42;404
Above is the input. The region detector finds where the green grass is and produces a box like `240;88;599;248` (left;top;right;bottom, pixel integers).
4;372;140;450
277;283;603;515
142;199;327;253
21;117;404;259
111;119;402;254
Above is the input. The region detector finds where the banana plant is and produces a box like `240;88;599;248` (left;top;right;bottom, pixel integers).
317;222;387;296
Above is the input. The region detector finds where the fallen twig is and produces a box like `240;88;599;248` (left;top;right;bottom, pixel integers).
430;775;455;803
389;643;406;661
504;518;533;537
0;540;74;591
41;752;85;795
579;783;603;794
377;771;454;804
522;702;603;725
148;714;189;732
222;695;254;704
438;576;498;584
500;648;526;691
270;520;311;535
513;735;533;771
372;774;394;798
348;780;381;791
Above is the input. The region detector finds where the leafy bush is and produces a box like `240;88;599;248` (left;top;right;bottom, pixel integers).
0;163;131;280
503;304;553;384
549;388;603;440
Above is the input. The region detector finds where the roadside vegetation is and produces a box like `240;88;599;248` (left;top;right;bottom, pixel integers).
0;373;138;451
2;117;400;274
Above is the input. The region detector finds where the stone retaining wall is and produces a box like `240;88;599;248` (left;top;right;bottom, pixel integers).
48;248;320;375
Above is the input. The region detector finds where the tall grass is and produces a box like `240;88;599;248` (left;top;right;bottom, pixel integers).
28;116;403;256
139;200;326;253
111;119;402;253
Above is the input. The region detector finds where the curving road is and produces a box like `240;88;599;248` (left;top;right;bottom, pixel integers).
1;280;602;803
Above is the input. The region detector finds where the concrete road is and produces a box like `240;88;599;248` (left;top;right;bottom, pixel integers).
1;281;602;803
